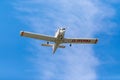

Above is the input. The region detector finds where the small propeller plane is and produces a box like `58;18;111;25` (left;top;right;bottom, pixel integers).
20;28;98;54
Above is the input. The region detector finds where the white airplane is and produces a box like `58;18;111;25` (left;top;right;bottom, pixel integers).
20;28;98;54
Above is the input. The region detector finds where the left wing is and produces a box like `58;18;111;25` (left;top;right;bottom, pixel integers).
20;31;56;42
63;38;98;44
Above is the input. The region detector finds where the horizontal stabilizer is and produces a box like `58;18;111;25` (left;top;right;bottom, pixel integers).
58;45;65;48
41;44;65;48
41;44;53;47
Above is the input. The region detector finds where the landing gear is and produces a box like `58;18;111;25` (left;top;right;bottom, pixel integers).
47;42;49;44
60;35;63;40
70;44;72;47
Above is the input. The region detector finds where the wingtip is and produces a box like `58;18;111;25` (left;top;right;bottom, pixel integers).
95;39;98;44
20;31;24;36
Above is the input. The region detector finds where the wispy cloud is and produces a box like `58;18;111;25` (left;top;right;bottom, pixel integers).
14;0;117;80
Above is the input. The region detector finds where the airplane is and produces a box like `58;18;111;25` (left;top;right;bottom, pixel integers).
20;28;98;54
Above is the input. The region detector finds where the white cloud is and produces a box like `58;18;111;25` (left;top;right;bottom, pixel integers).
14;0;116;80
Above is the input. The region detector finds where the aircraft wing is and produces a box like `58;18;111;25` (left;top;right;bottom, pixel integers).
63;38;98;44
20;31;56;42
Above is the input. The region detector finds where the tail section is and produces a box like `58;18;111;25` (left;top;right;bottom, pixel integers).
58;45;65;48
41;44;53;47
42;43;65;54
41;44;65;48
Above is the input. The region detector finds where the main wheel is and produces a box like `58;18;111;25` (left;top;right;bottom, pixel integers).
47;42;49;44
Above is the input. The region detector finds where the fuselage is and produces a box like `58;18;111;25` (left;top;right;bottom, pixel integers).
52;28;66;53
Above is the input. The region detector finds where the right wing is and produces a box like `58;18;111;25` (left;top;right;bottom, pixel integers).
63;38;98;44
20;31;56;42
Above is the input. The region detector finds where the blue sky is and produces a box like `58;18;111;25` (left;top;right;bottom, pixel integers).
0;0;120;80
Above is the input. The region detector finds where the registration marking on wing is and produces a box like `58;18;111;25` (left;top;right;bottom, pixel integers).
72;39;91;43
